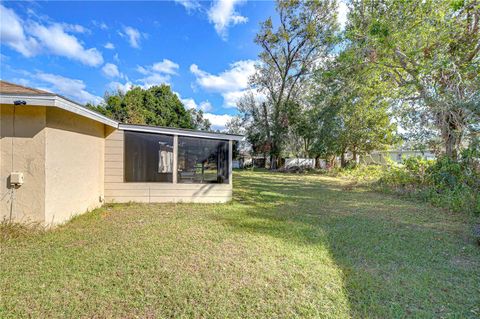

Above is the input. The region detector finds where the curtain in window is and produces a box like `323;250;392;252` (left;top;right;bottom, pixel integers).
124;131;174;182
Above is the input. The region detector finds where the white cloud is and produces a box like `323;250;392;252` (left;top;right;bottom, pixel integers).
0;5;39;57
104;42;115;49
121;26;142;48
181;98;198;110
0;53;9;62
203;113;233;131
136;66;149;75
176;93;234;130
174;0;201;12
28;22;103;66
223;88;266;108
92;20;108;30
135;59;180;88
0;5;103;66
108;81;134;93
208;0;248;39
222;90;247;108
190;60;255;92
102;63;122;79
138;73;171;88
62;23;89;34
104;59;178;91
190;60;257;107
151;59;179;75
199;101;213;112
337;1;349;29
178;94;212;112
13;78;32;87
36;72;102;104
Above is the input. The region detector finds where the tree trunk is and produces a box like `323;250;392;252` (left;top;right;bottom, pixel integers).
315;155;321;169
352;148;359;165
444;130;458;160
327;155;336;169
271;155;277;170
261;102;273;169
340;152;347;168
439;111;462;160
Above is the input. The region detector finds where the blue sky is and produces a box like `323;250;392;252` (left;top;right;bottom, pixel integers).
0;0;347;130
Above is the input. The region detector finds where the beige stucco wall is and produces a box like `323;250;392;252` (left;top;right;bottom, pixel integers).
0;104;46;223
44;108;105;225
1;103;234;224
104;129;233;203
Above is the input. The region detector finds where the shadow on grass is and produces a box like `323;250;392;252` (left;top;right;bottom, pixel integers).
218;170;480;317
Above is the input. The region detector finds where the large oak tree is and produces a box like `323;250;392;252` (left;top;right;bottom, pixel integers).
90;85;211;130
346;0;480;158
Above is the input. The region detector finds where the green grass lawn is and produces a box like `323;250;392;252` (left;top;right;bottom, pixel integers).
1;171;479;318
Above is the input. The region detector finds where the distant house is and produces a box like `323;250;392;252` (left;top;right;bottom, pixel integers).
0;81;242;226
361;149;436;165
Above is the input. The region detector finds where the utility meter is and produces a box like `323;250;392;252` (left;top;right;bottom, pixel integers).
10;172;24;186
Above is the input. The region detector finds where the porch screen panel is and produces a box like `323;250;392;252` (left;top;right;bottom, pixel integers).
124;131;174;182
177;136;229;184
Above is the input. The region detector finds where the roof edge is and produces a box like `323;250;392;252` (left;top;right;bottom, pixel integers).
0;91;243;139
0;93;118;128
119;124;243;141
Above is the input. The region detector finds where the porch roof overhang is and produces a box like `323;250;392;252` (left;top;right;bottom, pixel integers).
119;124;243;141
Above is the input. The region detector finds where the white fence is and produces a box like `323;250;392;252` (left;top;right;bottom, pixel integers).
232;160;241;169
361;150;436;165
285;158;316;169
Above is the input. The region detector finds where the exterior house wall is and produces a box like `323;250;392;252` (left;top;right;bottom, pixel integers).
0;104;46;223
104;129;233;203
1;101;236;225
44;108;105;225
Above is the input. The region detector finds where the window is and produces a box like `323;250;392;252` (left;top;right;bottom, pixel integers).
124;131;174;182
177;136;229;184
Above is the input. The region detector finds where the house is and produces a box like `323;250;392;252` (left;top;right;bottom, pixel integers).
0;81;242;226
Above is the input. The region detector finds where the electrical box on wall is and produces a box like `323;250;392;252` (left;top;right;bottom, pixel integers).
10;172;24;186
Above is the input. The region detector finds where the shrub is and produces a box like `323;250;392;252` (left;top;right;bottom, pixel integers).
330;153;479;214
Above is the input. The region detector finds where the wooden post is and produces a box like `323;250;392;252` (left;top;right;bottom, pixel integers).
173;135;178;184
229;140;233;186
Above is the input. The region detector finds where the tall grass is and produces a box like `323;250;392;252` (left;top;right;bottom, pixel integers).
0;219;45;241
333;154;480;215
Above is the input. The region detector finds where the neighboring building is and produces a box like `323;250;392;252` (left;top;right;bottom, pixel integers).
0;81;242;226
361;149;436;165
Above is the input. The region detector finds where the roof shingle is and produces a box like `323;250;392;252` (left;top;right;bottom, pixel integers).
0;80;54;95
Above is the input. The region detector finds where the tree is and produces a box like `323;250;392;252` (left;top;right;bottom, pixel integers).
282;100;313;157
92;85;210;130
250;0;339;168
307;53;397;167
346;0;480;159
189;109;211;131
226;115;249;160
236;91;271;165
